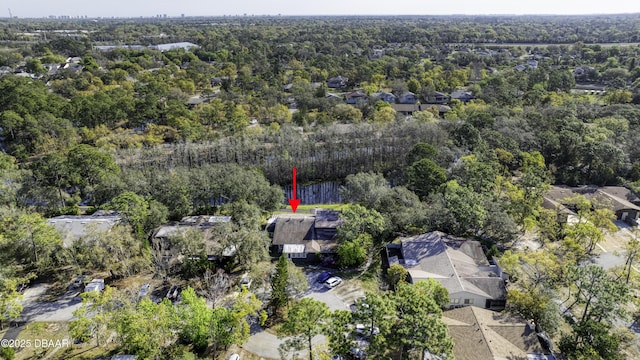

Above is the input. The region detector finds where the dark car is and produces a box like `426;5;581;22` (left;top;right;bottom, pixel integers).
166;285;180;301
317;272;334;283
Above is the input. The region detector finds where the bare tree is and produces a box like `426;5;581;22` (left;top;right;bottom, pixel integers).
204;268;230;307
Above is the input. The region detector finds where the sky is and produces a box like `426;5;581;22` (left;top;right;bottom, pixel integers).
5;0;640;18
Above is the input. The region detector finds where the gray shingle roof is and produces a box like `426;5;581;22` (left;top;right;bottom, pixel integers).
399;232;505;299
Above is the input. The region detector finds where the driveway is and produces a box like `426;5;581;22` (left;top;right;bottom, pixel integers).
242;269;364;358
302;270;364;311
18;283;83;322
241;325;325;360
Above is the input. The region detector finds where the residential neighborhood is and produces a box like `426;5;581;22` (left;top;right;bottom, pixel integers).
2;7;640;360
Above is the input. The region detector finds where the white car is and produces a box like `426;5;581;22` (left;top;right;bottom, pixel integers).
228;354;240;360
356;324;380;336
324;276;343;289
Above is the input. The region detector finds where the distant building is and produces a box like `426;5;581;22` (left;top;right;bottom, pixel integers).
152;215;234;262
327;76;348;89
47;211;121;247
398;91;418;104
371;92;397;103
149;42;199;52
450;90;476;103
542;185;640;225
345;90;368;104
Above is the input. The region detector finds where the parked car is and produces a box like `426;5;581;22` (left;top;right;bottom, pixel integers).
324;276;343;289
70;275;87;290
166;285;180;301
139;283;151;297
349;347;366;359
228;354;240;360
356;324;380;337
317;271;333;283
239;275;253;290
17;283;28;293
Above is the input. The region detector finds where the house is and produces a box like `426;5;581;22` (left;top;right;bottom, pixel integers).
424;91;449;104
47;211;121;247
443;306;553;360
345;90;368;104
398;91;418;104
542;185;640;225
327;76;348;89
527;60;539;69
186;95;209;108
152;215;234;263
371;92;396;103
391;104;451;117
514;64;527;72
268;209;342;260
450;90;476;103
385;231;507;310
326;93;342;101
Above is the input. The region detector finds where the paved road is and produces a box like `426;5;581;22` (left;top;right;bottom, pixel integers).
242;269;362;358
18;284;83;322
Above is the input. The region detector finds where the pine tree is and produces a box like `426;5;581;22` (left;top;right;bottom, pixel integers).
270;254;289;317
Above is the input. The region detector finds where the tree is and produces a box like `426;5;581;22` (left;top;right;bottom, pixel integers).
270;254;289;316
406;142;438;166
218;226;270;271
287;261;310;298
0;277;23;330
393;281;454;359
564;265;628;325
72;286;120;347
104;191;166;239
0;212;63;273
387;264;408;291
278;298;330;360
406;158;447;199
176;286;212;351
372;106;396;123
337;233;371;268
340;172;389;209
204;268;230;307
559;319;623;360
507;288;560;335
352;292;396;357
327;310;354;357
622;234;640;284
337;204;385;242
113;297;176;358
66;144;120;205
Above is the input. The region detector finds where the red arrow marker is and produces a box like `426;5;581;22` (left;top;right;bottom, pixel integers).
288;167;300;213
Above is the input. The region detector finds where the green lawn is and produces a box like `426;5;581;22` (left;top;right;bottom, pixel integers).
273;203;348;214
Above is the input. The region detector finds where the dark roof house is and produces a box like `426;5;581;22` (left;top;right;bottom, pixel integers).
542;185;640;225
398;91;418;104
327;76;348;89
443;306;553;360
450;90;476;103
152;215;234;262
371;92;396;103
269;209;343;259
345;90;368;104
